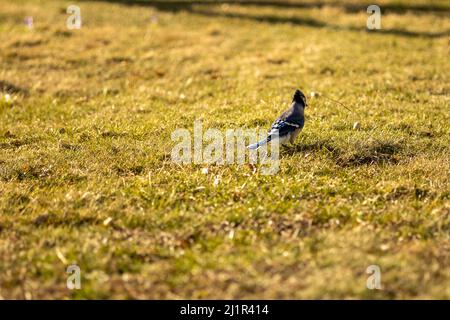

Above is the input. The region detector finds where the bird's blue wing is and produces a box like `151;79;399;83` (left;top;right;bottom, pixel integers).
268;119;300;138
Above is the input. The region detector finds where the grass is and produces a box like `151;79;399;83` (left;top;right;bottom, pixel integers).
0;0;449;299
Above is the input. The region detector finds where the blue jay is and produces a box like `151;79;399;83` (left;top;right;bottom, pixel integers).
247;89;307;149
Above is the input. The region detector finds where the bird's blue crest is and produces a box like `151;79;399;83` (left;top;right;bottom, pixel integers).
292;89;307;106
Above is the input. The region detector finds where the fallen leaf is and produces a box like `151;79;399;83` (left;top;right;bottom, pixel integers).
103;217;113;226
55;248;68;264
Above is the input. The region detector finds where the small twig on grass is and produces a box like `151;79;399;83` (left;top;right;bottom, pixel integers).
321;95;355;114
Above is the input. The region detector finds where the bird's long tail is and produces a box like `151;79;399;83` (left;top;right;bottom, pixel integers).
247;137;269;150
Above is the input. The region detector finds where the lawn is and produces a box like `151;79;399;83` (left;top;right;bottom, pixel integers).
0;0;449;299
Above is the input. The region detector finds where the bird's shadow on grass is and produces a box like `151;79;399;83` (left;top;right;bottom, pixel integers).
89;0;450;39
282;139;405;167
